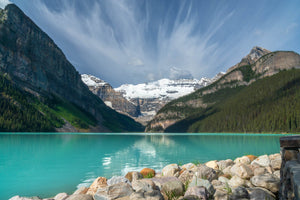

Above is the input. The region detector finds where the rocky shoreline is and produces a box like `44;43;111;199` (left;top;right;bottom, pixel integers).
10;153;281;200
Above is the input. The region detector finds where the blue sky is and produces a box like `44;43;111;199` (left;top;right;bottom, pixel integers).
5;0;300;86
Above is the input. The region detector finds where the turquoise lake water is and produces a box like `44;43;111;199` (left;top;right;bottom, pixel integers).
0;133;289;199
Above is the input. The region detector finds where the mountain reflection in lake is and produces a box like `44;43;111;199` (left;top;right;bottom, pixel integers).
0;133;286;199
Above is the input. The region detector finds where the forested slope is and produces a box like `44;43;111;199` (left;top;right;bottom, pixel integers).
165;69;300;133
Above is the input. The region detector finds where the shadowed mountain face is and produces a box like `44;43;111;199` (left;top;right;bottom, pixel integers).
81;74;141;118
146;47;300;133
0;4;144;132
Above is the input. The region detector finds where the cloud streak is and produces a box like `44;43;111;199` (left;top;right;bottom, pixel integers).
11;0;300;87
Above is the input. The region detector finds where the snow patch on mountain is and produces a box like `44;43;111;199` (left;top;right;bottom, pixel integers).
81;74;107;87
115;78;211;100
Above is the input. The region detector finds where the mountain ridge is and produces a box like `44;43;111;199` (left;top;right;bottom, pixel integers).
146;47;300;132
165;68;300;133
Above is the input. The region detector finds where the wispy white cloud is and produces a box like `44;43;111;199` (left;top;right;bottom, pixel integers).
12;0;300;86
19;0;236;86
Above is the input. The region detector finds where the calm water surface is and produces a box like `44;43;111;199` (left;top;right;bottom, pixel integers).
0;133;288;199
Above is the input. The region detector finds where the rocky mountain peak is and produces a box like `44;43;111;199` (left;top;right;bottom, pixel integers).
227;46;271;73
1;4;25;23
4;3;20;12
247;46;271;62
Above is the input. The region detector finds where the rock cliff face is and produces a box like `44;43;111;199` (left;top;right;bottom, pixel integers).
227;46;271;73
81;74;141;117
0;4;88;106
0;4;143;132
146;47;300;132
253;51;300;76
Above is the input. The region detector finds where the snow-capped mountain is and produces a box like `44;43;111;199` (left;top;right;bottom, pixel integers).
115;75;224;124
115;78;211;101
82;73;224;125
81;74;107;87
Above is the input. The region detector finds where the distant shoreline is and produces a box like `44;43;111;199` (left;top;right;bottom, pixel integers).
0;132;297;135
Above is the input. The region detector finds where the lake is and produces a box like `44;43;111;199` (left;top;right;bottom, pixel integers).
0;133;288;199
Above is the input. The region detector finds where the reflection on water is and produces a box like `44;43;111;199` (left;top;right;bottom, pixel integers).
149;135;176;146
0;133;286;199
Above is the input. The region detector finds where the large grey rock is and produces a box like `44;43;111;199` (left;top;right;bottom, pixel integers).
143;191;164;200
229;186;249;200
87;177;108;196
151;176;184;196
181;163;197;172
249;163;261;171
217;159;234;171
66;194;93;200
93;193;110;200
211;180;226;191
248;187;276;200
151;177;178;190
125;172;143;182
230;163;253;179
269;153;281;170
251;155;270;167
218;176;230;184
94;182;133;200
54;193;68;200
107;183;133;199
73;186;88;195
189;176;214;195
162;164;181;177
129;190;163;200
178;169;194;184
161;179;184;197
132;179;156;192
222;166;232;176
107;176;131;186
178;196;199;200
234;156;251;165
195;164;218;181
184;186;209;200
250;174;279;193
253;167;268;176
129;192;146;200
205;160;219;170
214;189;229;200
228;175;245;188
